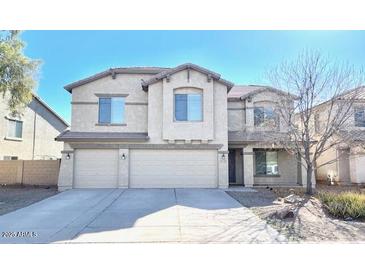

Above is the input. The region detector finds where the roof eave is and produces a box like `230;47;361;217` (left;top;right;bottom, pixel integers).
32;95;69;127
64;67;168;93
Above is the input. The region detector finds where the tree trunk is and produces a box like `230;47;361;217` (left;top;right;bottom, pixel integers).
306;165;313;195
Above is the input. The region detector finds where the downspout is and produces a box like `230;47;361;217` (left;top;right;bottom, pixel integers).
242;97;246;186
243;98;247;124
32;108;37;160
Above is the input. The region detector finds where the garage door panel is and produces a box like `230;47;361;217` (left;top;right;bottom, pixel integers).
74;149;118;188
130;150;217;188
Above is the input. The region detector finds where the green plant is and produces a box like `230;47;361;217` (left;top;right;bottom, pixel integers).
319;191;365;219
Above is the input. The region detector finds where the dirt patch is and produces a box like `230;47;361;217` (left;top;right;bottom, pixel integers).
0;185;58;216
227;187;365;243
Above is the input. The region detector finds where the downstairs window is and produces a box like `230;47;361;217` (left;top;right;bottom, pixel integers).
254;150;279;176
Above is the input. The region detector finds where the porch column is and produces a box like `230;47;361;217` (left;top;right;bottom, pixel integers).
58;144;74;191
118;148;129;188
242;146;254;187
218;150;229;188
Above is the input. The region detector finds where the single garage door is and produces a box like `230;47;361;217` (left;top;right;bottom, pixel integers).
74;149;118;188
130;150;217;188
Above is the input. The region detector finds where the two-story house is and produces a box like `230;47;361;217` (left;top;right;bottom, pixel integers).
315;87;365;185
56;63;308;190
0;94;69;160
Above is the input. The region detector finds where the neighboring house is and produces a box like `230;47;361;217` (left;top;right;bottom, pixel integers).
315;87;365;185
0;94;69;160
56;63;309;190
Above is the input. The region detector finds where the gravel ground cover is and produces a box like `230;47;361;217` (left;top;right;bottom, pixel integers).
0;185;58;216
227;184;365;243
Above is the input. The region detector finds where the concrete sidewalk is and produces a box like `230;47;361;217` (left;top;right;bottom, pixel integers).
0;189;286;243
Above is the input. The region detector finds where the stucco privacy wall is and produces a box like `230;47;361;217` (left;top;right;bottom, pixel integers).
0;97;66;160
0;160;60;185
71;73;150;132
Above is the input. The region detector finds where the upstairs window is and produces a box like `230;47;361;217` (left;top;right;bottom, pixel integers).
355;107;365;127
254;106;277;127
254;150;279;176
98;97;125;124
174;93;202;121
7;119;23;139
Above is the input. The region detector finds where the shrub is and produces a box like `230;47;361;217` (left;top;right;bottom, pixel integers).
318;191;365;220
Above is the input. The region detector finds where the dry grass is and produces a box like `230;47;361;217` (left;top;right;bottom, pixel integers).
318;191;365;220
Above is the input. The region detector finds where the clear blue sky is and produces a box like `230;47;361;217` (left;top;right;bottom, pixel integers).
22;31;365;123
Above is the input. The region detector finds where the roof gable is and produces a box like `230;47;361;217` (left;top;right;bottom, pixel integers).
228;85;298;101
32;95;69;127
141;63;234;91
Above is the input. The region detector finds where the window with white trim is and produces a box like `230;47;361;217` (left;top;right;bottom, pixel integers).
174;93;203;121
7;119;23;138
254;150;279;176
98;97;125;124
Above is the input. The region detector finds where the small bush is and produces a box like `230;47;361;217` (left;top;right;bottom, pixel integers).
318;192;365;220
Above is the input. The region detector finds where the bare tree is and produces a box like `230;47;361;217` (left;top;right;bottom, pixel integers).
267;50;364;195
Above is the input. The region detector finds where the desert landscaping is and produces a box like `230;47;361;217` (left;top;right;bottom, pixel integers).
228;184;365;242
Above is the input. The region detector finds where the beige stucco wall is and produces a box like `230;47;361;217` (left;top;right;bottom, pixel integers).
71;73;150;133
228;90;291;133
348;147;365;184
60;68;230;190
140;69;228;149
160;70;214;141
0;96;67;160
228;101;245;132
316;146;338;182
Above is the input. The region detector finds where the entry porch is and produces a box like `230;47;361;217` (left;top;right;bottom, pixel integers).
228;145;307;187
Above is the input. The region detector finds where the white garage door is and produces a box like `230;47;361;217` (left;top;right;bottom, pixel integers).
74;149;118;188
130;150;217;188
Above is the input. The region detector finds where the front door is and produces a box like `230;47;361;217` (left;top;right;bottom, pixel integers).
228;149;236;183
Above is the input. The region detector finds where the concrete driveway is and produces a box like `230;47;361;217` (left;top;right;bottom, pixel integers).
0;189;286;243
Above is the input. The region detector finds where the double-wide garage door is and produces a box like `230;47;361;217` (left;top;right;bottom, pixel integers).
74;149;217;188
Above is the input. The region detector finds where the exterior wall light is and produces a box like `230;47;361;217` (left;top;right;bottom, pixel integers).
121;153;127;160
66;153;71;160
221;154;226;160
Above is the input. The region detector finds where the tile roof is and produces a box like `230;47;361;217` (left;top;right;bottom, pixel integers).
337;130;365;143
228;85;298;101
64;67;169;92
141;63;234;91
